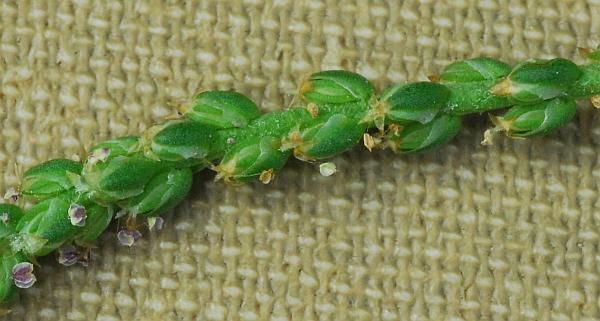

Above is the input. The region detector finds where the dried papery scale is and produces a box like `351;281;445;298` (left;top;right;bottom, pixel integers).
1;50;600;310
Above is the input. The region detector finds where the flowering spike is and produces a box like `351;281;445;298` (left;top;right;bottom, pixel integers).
3;53;600;308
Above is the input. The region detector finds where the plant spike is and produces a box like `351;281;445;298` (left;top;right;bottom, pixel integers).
1;53;600;311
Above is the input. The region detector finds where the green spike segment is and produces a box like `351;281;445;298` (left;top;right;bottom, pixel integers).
1;53;600;309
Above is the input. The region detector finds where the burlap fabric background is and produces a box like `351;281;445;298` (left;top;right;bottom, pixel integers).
2;0;600;320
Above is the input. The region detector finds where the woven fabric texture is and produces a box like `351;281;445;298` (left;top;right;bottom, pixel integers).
2;0;600;320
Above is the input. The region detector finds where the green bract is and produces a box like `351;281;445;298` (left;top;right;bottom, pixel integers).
83;154;166;202
75;203;113;244
301;70;375;104
493;58;582;103
125;168;193;217
386;115;462;153
381;82;451;124
295;113;367;160
15;194;80;256
184;91;261;129
444;81;512;114
20;159;82;200
440;57;512;83
217;136;290;183
145;120;219;165
492;97;577;138
89;136;140;160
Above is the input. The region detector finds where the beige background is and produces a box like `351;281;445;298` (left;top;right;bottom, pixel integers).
2;0;600;320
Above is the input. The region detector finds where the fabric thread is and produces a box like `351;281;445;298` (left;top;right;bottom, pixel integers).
1;0;600;320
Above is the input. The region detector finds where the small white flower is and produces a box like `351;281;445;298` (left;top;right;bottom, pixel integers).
319;162;337;177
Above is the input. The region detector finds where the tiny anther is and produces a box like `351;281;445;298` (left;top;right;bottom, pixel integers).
125;215;139;230
164;109;186;121
3;188;20;203
259;169;275;184
292;148;315;162
299;79;313;97
307;103;319;118
387;123;402;136
591;96;600;109
428;74;441;83
578;47;592;58
0;212;9;225
490;78;512;96
281;130;303;151
481;127;502;146
363;133;381;152
115;208;127;219
489;114;514;133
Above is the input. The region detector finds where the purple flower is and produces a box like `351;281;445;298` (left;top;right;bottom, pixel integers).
68;204;86;227
117;229;142;247
58;245;80;266
12;262;36;289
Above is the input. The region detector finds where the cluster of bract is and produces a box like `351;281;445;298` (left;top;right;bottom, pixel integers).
1;46;600;305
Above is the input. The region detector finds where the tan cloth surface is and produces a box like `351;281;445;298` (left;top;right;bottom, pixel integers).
2;0;600;320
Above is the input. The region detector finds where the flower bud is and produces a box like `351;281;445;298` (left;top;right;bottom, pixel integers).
0;204;23;239
381;82;451;124
292;113;367;160
216;136;290;183
491;58;582;103
440;57;512;83
491;97;577;138
144;120;219;164
83;154;166;203
183;91;261;129
385;114;462;153
21;159;82;201
15;194;81;256
300;70;375;104
125;168;193;217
